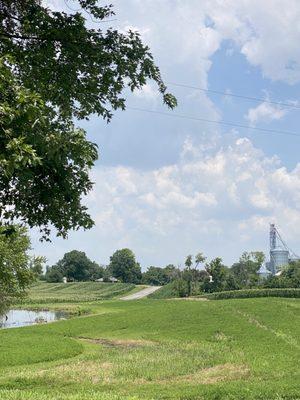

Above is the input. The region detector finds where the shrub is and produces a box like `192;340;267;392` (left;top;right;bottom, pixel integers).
199;288;300;300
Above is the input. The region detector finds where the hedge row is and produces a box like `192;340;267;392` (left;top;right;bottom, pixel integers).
200;288;300;300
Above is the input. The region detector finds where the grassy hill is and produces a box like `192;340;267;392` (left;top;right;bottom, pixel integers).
24;281;136;303
0;297;299;399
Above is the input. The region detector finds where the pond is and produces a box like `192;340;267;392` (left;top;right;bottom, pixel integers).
0;309;68;329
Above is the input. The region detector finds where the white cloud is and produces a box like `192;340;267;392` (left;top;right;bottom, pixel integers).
128;0;300;85
133;83;159;102
30;134;300;268
245;102;287;125
206;0;300;84
81;136;300;266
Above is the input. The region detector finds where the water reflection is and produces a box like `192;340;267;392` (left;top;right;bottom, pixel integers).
0;309;67;329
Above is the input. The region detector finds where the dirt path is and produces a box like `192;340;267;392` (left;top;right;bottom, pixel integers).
120;286;161;300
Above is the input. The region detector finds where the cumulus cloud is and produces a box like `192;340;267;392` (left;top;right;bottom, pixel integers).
133;0;300;84
31;134;300;267
245;102;287;125
206;0;300;84
81;136;300;266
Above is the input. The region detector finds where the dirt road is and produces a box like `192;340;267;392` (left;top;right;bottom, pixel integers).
121;286;161;300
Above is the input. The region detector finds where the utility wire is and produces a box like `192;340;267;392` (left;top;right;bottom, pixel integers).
63;0;117;23
127;106;300;138
166;82;300;110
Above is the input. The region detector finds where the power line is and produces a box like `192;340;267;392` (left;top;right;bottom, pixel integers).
166;82;300;110
127;106;300;138
63;0;118;23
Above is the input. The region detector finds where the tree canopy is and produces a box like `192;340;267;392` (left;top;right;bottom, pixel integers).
109;248;142;284
142;265;178;286
45;250;103;282
0;0;176;238
231;251;265;288
0;225;40;306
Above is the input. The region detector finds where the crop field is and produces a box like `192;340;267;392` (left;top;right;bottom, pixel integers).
23;282;137;303
0;294;299;400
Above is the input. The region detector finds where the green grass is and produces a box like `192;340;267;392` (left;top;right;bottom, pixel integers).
0;297;299;399
20;281;137;303
148;280;178;299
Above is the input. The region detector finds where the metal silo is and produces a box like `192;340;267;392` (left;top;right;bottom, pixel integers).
270;247;289;273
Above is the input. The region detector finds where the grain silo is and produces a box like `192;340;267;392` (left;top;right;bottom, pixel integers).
268;224;290;274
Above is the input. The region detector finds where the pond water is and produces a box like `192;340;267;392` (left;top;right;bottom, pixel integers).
0;309;67;329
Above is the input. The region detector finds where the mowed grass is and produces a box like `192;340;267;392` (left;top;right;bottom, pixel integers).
0;298;299;399
23;281;137;303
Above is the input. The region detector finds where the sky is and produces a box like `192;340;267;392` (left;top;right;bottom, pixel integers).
34;0;300;269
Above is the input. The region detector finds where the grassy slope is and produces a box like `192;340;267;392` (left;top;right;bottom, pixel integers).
148;281;177;299
23;281;137;303
0;298;299;399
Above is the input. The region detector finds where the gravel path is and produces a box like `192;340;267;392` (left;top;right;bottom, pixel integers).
121;286;161;300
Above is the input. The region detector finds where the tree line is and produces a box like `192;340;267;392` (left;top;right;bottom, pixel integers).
0;225;299;312
43;248;300;297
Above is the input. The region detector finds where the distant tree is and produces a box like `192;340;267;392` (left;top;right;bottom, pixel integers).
46;250;102;282
264;261;300;288
143;265;179;286
109;249;142;284
204;257;227;293
195;252;206;268
164;264;180;281
184;255;193;296
231;251;265;288
281;261;300;287
88;264;105;281
223;273;239;291
29;256;46;278
185;255;193;269
45;266;63;283
0;226;36;306
187;252;206;293
143;267;166;286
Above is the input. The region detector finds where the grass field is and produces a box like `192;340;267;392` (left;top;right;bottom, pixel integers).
1;291;300;399
22;282;137;303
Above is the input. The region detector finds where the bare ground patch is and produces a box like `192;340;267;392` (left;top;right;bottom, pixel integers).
37;360;115;384
77;336;156;348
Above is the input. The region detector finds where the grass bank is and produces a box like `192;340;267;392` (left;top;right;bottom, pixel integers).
148;280;178;299
0;296;299;399
20;281;137;304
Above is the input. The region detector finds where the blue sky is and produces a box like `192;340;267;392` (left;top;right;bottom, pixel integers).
35;0;300;268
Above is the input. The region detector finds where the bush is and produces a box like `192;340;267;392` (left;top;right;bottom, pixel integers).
45;267;63;283
199;288;300;300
